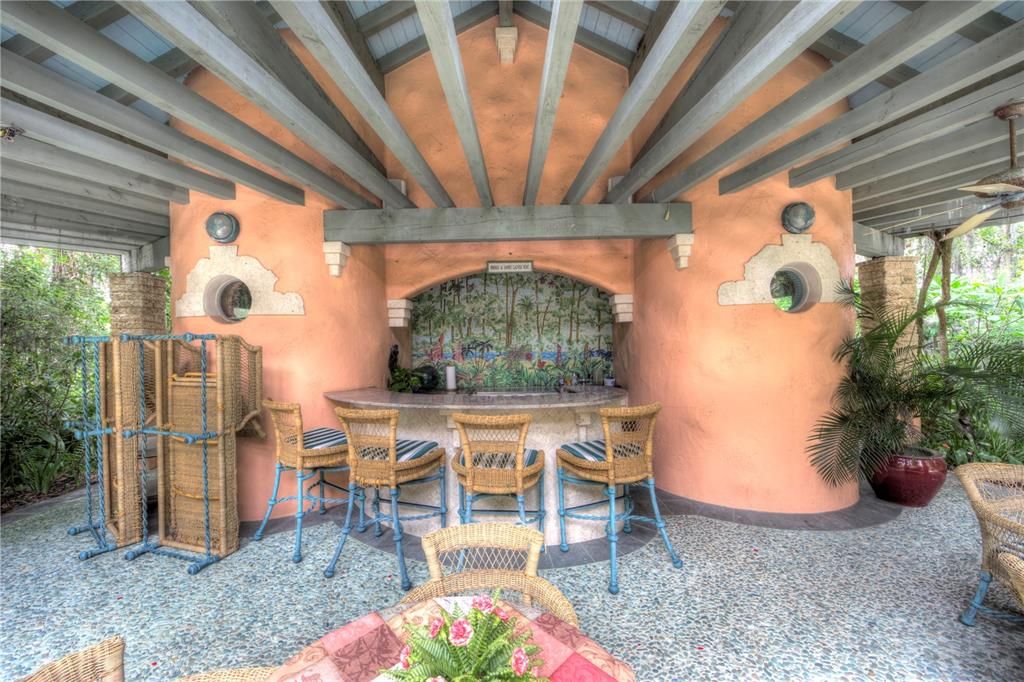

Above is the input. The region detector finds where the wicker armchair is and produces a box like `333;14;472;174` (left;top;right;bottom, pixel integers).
254;400;352;563
22;636;124;682
999;553;1024;607
451;413;545;533
402;523;577;626
176;668;275;682
325;407;447;590
556;403;682;594
955;463;1024;625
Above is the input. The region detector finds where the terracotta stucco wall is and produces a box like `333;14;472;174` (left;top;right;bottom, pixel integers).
170;15;855;520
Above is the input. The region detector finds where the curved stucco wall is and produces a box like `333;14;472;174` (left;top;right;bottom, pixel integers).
170;16;855;520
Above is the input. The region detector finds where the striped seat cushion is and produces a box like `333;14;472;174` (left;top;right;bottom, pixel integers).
396;439;440;462
298;427;347;450
459;448;540;468
560;440;607;462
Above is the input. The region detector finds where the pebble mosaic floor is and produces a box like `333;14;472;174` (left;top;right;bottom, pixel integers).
2;478;1022;681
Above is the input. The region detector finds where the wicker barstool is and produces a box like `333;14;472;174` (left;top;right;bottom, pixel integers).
955;463;1024;625
254;399;353;563
451;414;545;536
402;523;577;626
22;636;125;682
325;407;447;590
556;402;681;594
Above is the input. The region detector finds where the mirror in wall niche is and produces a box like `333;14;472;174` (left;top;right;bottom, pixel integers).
204;274;252;324
410;271;614;391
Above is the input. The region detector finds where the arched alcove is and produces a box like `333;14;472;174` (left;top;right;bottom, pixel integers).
409;270;615;390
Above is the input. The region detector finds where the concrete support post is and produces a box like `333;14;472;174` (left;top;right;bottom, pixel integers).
856;255;918;347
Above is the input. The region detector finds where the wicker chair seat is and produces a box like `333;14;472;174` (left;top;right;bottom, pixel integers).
351;440;445;487
22;636;125;682
998;553;1024;607
452;447;544;494
281;427;348;469
557;439;650;486
175;668;274;682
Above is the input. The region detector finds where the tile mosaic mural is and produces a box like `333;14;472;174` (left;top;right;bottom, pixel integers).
411;272;614;389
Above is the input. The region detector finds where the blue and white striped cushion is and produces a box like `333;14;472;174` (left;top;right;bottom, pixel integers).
396;439;440;462
300;427;347;450
560;440;607;462
459;448;540;468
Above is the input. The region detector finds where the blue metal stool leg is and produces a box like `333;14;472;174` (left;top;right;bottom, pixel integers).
356;485;368;532
372;487;383;537
647;478;682;569
390;486;412;591
439;464;448;528
465;493;474;523
293;470;310;562
458;482;466;524
607;485;619;594
557;467;569;552
324;482;358;578
318;470;327;515
253;462;283;540
538;469;546;543
622;484;633;534
961;571;992;626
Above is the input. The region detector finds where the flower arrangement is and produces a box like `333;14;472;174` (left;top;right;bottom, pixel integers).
383;592;545;681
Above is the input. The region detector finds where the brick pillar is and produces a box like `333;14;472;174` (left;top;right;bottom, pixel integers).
856;256;918;347
109;272;166;335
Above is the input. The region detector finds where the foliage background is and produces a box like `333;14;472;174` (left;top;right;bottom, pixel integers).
1;246;122;506
411;271;614;389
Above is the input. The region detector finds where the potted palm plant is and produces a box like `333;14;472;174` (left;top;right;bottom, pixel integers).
808;285;1024;506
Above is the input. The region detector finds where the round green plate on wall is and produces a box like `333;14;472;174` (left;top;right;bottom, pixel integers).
206;212;240;243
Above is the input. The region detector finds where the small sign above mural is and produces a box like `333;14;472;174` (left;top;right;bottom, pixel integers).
487;260;534;274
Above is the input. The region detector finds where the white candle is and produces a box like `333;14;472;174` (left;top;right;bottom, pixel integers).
445;365;457;391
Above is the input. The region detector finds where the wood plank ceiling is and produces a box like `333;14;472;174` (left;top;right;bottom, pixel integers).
0;0;1022;263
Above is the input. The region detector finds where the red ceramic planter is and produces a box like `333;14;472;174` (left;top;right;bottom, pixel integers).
869;446;947;507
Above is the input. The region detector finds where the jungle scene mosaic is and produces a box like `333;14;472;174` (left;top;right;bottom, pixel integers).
410;271;614;389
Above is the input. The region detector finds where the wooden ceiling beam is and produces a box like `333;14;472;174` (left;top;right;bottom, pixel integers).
892;1;1014;43
1;0;126;63
355;0;417;35
0;197;168;237
586;1;652;30
377;1;498;74
811;29;920;88
852;159;1011;213
0;179;168;227
0;231;134;256
514;1;633;68
323;1;385;94
0;159;172;213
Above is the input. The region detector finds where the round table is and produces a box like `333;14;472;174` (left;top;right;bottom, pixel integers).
265;596;635;681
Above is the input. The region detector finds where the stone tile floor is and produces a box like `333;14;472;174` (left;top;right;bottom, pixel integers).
2;478;1022;681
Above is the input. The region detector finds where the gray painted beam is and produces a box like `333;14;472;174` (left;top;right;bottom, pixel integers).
324;1;385;95
416;0;494;207
0;0;367;208
834;116;1011;190
562;0;724;204
194;0;383;173
638;1;1001;202
0;213;157;245
0;232;132;256
0;179;168;227
1;0;126;64
628;0;674;81
586;1;652;30
0;197;168;237
638;1;797;162
514;1;634;67
273;0;454;208
133;236;170;273
123;1;406;208
607;0;855;204
789;71;1024;187
893;1;1013;43
377;2;498;74
1;48;305;205
867;203;1024;236
853;188;974;223
1;97;235;200
1;160;171;213
499;0;513;27
523;0;584;206
720;22;1024;194
852;160;1010;212
96;48;196;106
324;203;692;244
811;29;920;88
356;0;416;35
854;222;905;258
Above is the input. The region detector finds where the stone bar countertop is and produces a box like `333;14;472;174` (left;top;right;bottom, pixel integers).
323;386;627;411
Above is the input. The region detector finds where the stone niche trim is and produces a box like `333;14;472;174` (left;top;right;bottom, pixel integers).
388;299;413;327
611;294;633;323
718;234;842;308
667;233;694;270
176;245;304;318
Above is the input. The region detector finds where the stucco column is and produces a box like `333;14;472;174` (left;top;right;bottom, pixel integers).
109;272;167;336
856;256;918;348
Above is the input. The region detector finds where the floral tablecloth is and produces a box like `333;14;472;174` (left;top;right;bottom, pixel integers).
266;597;635;681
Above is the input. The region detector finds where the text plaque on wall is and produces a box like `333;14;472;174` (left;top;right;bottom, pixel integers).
487;261;534;274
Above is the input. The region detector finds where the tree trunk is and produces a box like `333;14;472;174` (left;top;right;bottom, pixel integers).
916;236;942;346
936;235;953;360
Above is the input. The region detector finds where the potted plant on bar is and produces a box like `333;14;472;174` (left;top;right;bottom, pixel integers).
808;285;1024;506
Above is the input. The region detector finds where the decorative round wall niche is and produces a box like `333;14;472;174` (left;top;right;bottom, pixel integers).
203;274;252;324
770;262;821;313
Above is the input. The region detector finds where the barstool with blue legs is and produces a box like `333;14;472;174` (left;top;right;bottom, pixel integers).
255;399;353;563
450;413;545;538
324;407;447;590
556;402;682;594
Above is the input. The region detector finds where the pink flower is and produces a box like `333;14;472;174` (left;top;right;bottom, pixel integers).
471;595;494;613
510;647;530;676
398;644;411;670
493;607;510;622
448;618;474;647
426;678;447;682
428;616;444;639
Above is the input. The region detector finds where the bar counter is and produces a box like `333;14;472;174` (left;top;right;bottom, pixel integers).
324;386;628;545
